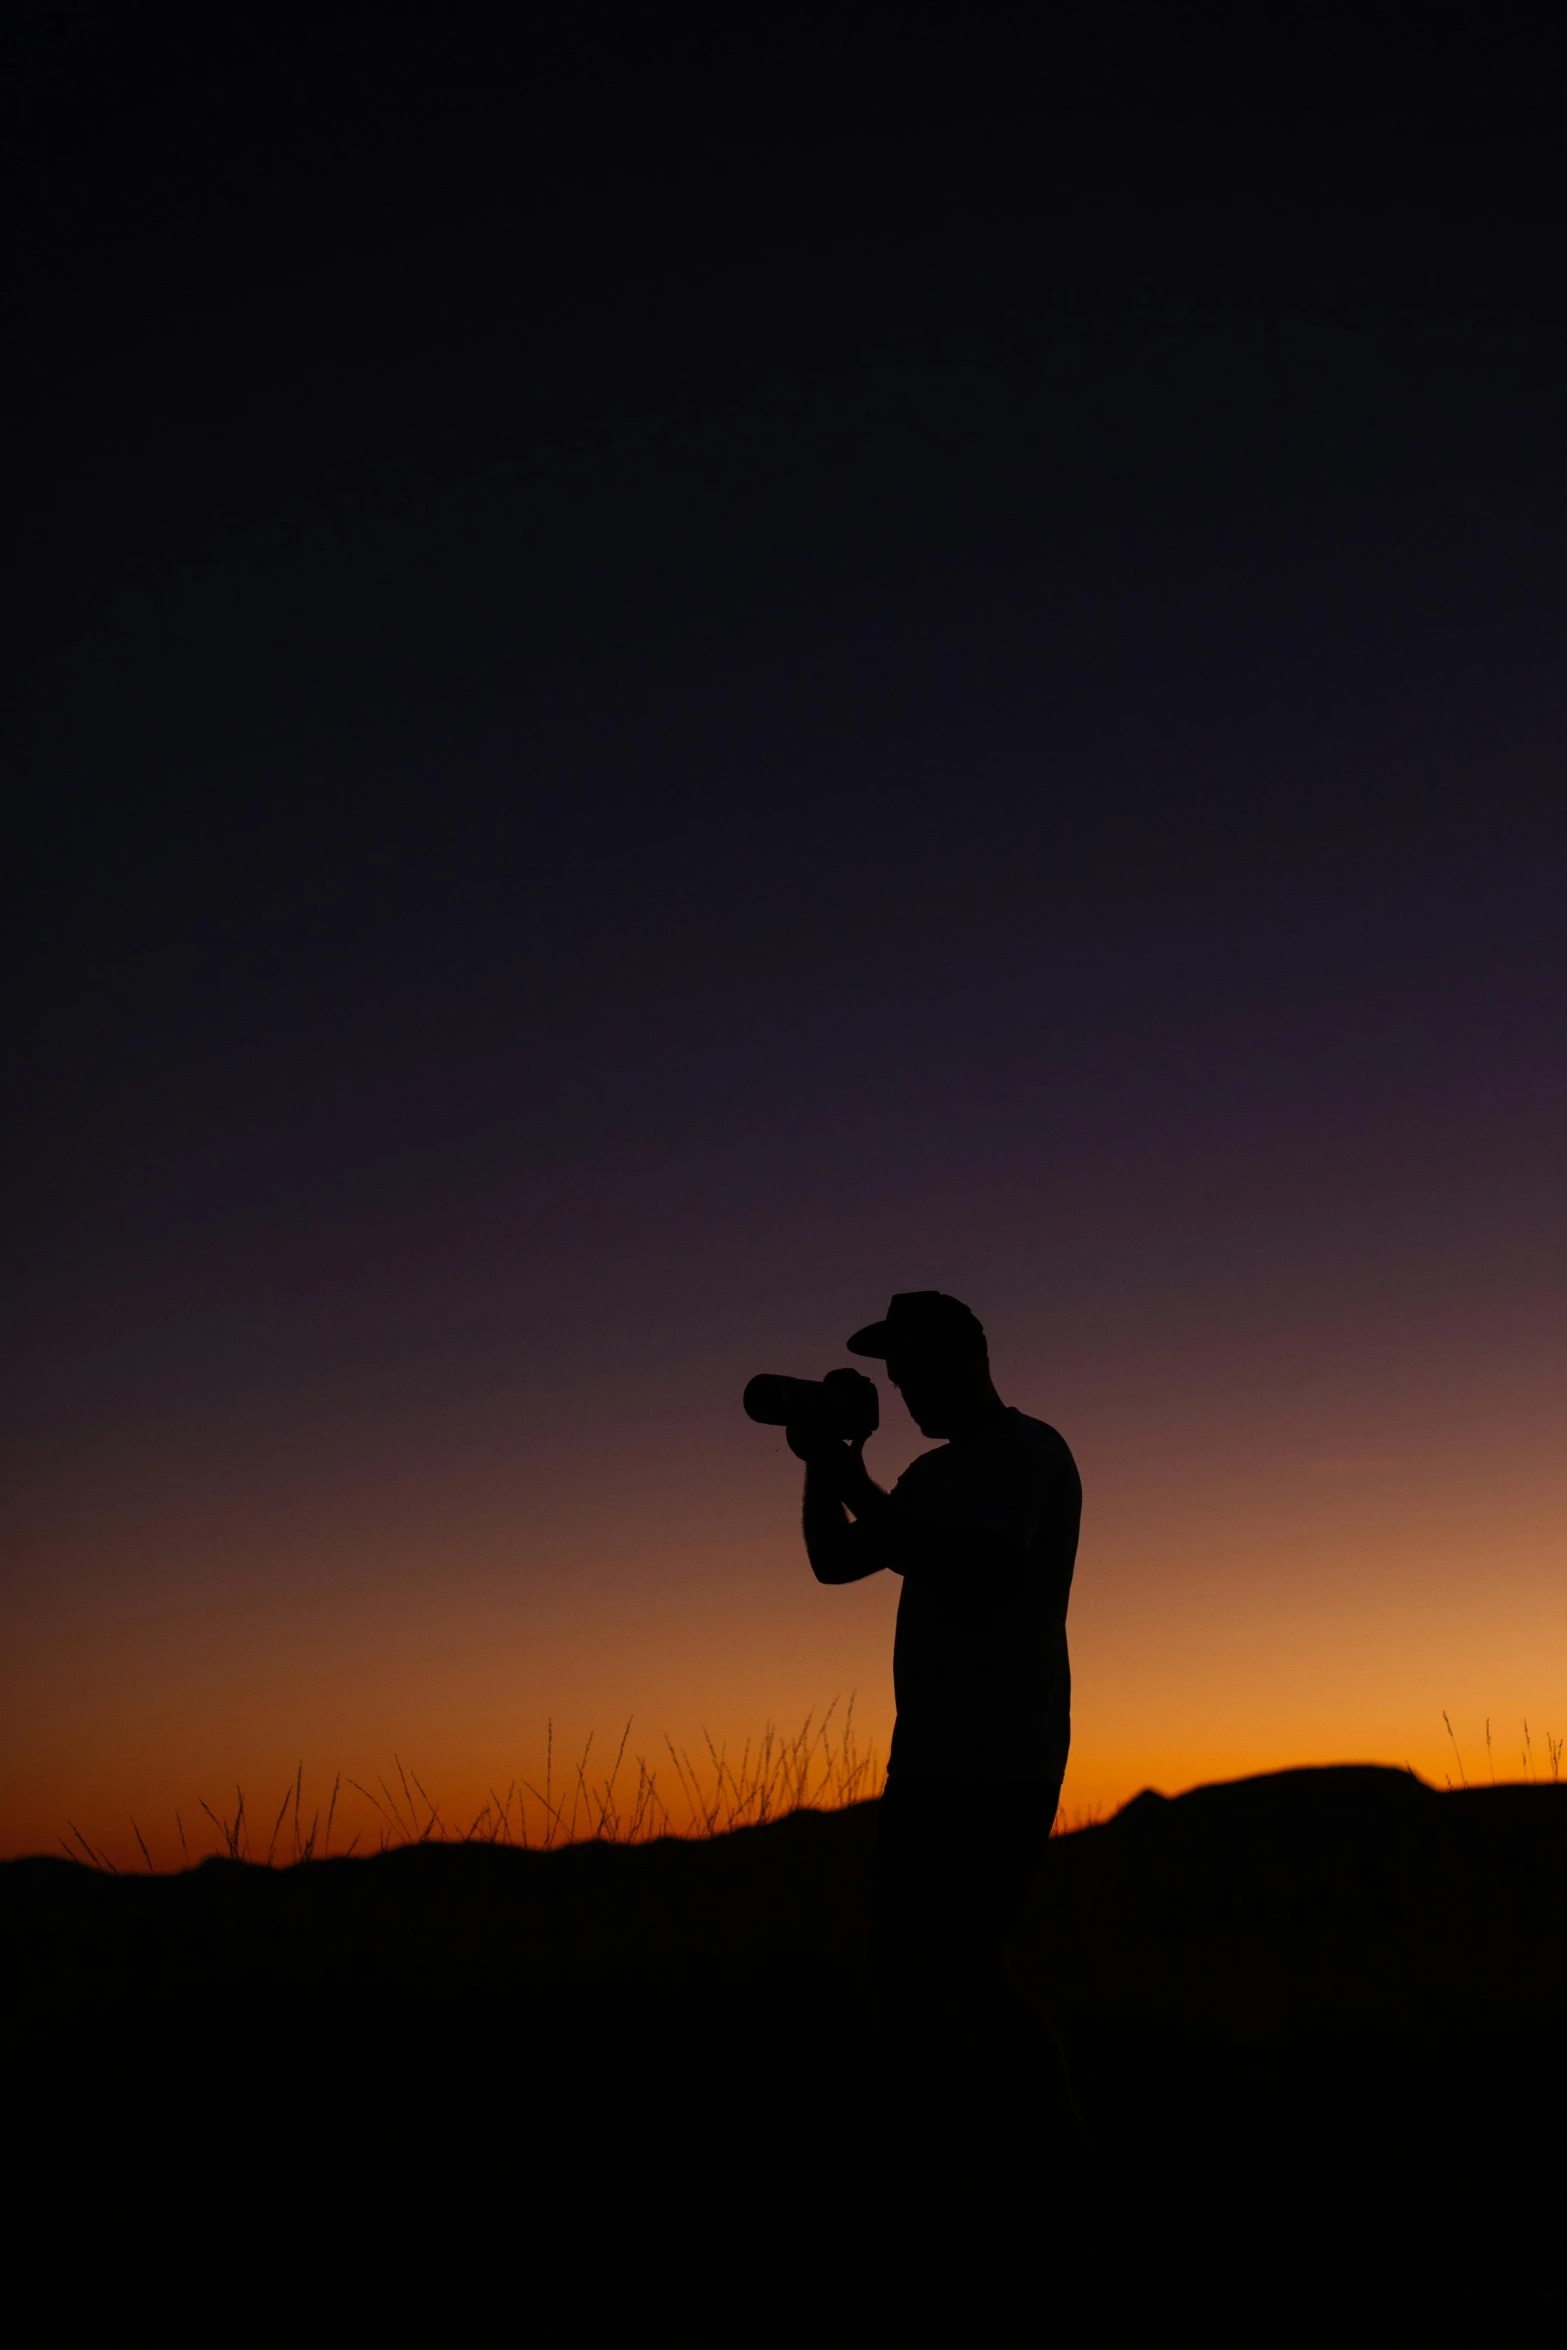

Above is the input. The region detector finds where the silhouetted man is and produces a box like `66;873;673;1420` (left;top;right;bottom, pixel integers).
792;1290;1082;2177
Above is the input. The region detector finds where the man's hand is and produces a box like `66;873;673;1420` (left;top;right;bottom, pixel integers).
800;1434;894;1583
790;1425;878;1511
787;1420;856;1475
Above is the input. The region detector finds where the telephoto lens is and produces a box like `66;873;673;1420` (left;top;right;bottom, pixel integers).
743;1374;821;1426
743;1369;878;1442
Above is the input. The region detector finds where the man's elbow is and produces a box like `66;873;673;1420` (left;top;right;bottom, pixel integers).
818;1535;892;1586
805;1535;863;1586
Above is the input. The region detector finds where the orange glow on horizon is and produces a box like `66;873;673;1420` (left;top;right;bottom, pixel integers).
9;1288;1563;1871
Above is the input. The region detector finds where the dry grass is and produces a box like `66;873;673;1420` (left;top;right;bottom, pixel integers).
65;1698;882;1871
61;1703;1564;1873
1442;1711;1563;1791
1051;1801;1104;1836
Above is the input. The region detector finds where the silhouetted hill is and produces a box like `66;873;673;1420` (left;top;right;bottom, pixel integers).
1019;1765;1567;2247
6;1768;1563;2241
1024;1764;1567;2034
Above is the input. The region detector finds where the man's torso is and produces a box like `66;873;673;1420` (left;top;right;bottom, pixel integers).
886;1406;1081;1781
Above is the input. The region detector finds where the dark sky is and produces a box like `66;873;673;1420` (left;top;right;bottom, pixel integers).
5;3;1566;1851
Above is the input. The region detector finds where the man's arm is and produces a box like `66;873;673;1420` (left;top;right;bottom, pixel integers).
798;1434;898;1585
799;1434;1034;1585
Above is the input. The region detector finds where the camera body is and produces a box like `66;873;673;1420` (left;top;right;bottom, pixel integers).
743;1367;879;1445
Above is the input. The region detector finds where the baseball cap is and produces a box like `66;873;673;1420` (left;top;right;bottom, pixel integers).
846;1291;988;1360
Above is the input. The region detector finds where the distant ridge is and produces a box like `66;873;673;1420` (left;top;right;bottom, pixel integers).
1019;1763;1567;2040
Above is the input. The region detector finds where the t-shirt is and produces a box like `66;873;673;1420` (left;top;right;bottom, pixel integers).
885;1405;1081;1782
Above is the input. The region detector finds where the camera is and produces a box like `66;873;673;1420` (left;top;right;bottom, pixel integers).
743;1367;879;1444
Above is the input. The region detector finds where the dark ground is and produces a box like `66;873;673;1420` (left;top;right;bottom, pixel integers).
5;1766;1563;2285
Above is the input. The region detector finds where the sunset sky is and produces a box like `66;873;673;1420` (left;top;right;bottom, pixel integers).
6;4;1565;1866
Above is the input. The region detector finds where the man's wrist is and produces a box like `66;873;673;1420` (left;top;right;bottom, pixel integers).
792;1425;851;1469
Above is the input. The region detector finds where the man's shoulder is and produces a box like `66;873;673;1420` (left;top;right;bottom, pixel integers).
1003;1406;1075;1459
1000;1409;1082;1495
891;1413;1078;1498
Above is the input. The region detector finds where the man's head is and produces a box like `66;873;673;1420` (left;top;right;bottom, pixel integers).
846;1291;1001;1438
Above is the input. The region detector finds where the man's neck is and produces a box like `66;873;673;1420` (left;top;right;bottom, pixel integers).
947;1386;1007;1439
